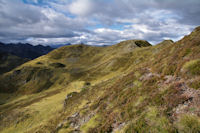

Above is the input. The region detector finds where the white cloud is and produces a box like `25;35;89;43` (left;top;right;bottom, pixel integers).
69;0;94;16
0;0;199;45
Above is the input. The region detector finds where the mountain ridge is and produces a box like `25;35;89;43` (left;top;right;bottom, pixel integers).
0;42;54;59
0;27;200;133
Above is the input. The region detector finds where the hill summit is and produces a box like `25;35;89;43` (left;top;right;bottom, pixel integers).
0;27;200;133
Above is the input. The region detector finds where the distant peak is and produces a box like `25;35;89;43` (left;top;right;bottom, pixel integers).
117;40;151;48
163;40;174;43
157;40;174;45
134;40;152;47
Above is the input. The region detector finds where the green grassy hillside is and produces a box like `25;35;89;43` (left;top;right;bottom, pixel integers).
0;27;200;133
0;53;29;75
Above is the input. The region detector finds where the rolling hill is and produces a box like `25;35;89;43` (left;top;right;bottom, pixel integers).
0;52;29;75
0;27;200;133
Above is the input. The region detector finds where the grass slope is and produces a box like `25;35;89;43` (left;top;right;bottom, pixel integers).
0;27;200;133
0;53;29;75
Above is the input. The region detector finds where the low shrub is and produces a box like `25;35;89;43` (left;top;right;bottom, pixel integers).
183;59;200;76
176;114;200;133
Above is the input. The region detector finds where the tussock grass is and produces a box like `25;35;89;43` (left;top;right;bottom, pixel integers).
183;59;200;76
176;114;200;133
1;27;200;132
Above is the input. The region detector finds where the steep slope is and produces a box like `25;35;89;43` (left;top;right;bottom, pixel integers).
0;27;200;133
0;52;29;74
0;42;54;59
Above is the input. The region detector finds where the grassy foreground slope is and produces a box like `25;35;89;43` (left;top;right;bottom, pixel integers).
0;27;200;133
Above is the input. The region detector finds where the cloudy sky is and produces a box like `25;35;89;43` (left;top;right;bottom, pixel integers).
0;0;199;45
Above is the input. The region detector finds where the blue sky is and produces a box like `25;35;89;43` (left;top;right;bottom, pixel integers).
0;0;199;45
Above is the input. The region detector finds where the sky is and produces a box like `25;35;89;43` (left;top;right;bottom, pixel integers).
0;0;199;46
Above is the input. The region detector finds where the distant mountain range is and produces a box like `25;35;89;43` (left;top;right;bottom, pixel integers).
50;43;71;48
0;42;55;74
0;42;54;59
